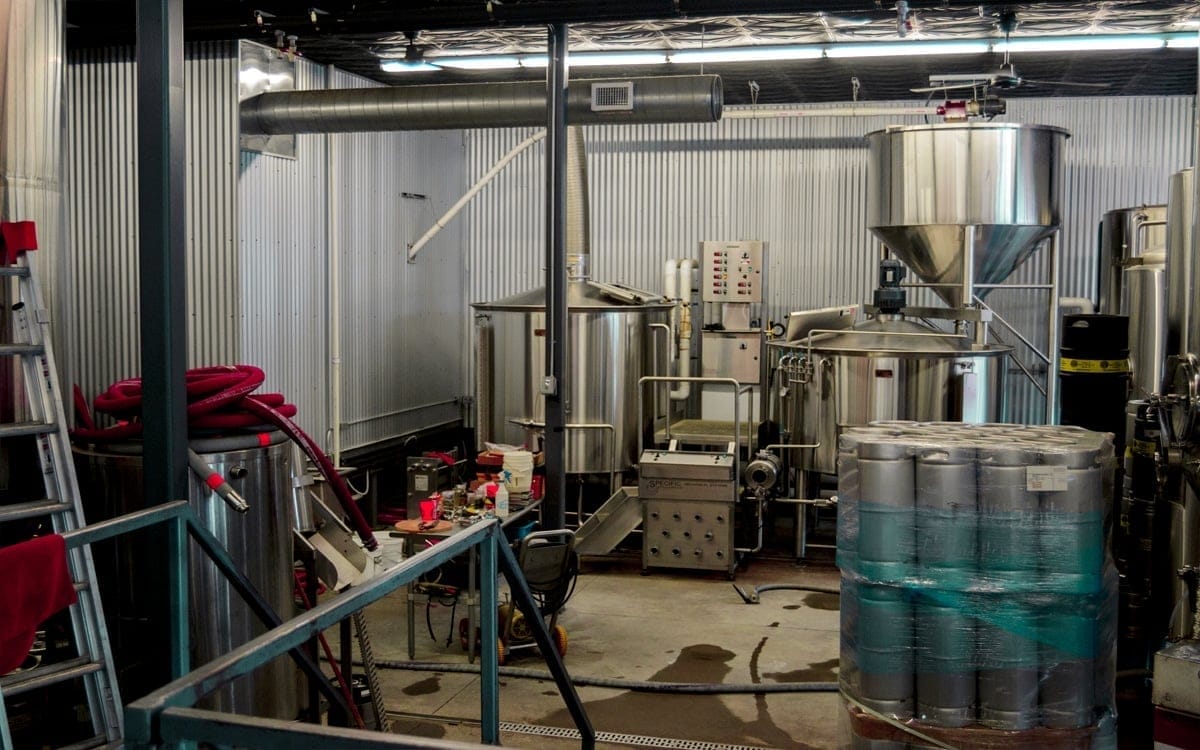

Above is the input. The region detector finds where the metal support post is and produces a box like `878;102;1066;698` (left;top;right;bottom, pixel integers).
958;226;975;338
543;23;569;530
479;531;500;744
136;0;189;506
1046;233;1061;424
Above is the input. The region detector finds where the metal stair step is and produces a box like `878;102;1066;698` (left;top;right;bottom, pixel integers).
0;499;69;522
59;735;110;750
0;344;43;356
0;266;30;277
0;421;56;439
0;656;104;697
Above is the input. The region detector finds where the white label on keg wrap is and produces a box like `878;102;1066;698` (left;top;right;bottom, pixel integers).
1025;465;1070;492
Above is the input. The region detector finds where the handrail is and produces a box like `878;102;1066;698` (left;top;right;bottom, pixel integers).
125;517;595;749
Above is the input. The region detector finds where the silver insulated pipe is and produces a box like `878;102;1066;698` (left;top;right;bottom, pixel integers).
240;75;722;135
565;126;589;281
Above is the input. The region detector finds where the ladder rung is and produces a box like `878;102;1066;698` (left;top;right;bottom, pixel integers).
0;499;69;522
0;422;56;438
0;266;30;277
0;656;103;697
0;344;43;356
58;735;109;750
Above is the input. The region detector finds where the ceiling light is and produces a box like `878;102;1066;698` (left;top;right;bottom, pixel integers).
825;40;989;58
670;46;823;64
998;35;1167;53
572;51;669;67
1166;36;1200;48
379;60;442;73
432;55;525;70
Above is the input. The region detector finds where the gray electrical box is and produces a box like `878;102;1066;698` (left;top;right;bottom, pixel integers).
639;450;737;578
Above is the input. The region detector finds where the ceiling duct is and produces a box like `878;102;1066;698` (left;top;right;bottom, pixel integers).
240;75;722;135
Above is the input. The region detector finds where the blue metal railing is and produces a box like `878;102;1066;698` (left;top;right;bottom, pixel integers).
118;515;595;749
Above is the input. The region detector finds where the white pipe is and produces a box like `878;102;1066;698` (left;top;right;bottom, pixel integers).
670;259;695;401
723;106;940;119
663;258;680;366
1059;296;1095;315
407;129;547;262
328;66;343;469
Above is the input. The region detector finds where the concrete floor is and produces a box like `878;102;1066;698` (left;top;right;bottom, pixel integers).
346;551;845;749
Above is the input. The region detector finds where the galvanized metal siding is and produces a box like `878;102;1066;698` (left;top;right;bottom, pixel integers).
327;68;467;450
240;64;467;449
238;59;330;441
463;96;1194;425
65;42;239;410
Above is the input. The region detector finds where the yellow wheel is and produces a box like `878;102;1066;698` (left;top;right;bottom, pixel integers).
552;625;568;658
497;638;508;666
509;610;533;641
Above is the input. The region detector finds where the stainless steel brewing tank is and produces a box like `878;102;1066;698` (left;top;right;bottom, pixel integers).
769;318;1010;474
1099;205;1167;315
76;439;298;718
1170;167;1197;355
473;281;671;474
866;123;1069;309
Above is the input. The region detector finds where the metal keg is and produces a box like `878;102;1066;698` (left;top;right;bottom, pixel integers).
1037;446;1104;730
976;446;1040;730
914;446;977;727
858;583;914;717
1059;314;1130;442
856;440;915;582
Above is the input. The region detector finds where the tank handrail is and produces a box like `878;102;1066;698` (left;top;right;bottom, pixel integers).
637;376;750;477
973;296;1052;365
799;328;969;360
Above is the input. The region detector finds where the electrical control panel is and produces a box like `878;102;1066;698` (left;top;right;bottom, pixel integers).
701;240;765;303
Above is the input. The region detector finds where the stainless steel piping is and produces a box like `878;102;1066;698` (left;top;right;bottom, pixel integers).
240;75;722;135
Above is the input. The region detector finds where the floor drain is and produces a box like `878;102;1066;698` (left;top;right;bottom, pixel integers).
498;721;772;750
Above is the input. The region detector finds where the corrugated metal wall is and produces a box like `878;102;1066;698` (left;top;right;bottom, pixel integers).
65;42;240;411
463;96;1194;424
68;45;467;448
239;60;466;449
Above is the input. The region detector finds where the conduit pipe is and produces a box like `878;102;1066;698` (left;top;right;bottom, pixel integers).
240;75;722;136
723;106;939;119
408;130;546;261
661;259;695;400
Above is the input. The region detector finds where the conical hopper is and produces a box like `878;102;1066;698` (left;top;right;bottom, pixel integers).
866;123;1069;308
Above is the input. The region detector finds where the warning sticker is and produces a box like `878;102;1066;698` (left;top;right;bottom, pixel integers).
1060;358;1129;374
1026;465;1070;492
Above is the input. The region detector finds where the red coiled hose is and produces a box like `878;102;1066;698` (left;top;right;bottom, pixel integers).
73;365;378;551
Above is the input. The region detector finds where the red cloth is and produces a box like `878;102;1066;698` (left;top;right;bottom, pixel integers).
0;220;38;265
0;534;77;675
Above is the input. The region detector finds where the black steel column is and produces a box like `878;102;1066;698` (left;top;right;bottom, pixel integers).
543;24;568;530
136;0;188;505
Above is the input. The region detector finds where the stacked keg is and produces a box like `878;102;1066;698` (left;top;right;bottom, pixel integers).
837;422;1117;749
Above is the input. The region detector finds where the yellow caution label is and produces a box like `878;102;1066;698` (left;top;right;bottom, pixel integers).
1130;438;1158;456
1060;358;1129;374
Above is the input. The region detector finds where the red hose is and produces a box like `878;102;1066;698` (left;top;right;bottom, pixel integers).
73;365;378;551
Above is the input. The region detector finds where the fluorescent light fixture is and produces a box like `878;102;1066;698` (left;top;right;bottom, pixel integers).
999;35;1166;53
573;51;669;67
670;45;823;64
433;55;524;70
1167;35;1200;48
825;40;989;58
379;60;442;73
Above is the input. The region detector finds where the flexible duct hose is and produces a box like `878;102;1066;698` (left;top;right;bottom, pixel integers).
369;659;838;695
73;365;378;550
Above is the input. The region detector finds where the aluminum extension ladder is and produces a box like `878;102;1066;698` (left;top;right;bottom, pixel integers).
0;241;123;748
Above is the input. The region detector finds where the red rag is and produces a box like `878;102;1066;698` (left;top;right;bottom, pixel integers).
0;534;78;675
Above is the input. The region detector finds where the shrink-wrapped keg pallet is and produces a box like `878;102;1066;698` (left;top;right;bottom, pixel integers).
837;422;1118;750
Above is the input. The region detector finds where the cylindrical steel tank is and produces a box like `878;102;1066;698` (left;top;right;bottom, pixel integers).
1098;205;1167;315
866;123;1069;309
76;439;298;718
1167;167;1194;355
769;317;1009;474
1121;260;1168;396
473;282;670;474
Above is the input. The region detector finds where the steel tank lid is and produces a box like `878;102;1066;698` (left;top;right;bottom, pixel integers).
768;317;1011;357
865;122;1071;138
472;279;673;311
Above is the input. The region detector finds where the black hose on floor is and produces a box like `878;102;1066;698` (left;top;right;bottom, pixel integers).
371;659;839;694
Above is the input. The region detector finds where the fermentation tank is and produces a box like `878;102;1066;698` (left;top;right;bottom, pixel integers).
77;438;298;719
1170;167;1197;356
473;127;670;474
1099;205;1167;315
